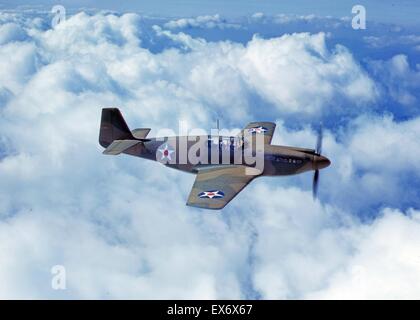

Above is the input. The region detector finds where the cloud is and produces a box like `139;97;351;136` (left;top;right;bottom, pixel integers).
247;187;420;299
363;34;420;49
0;10;419;299
308;208;420;299
0;22;27;44
152;29;378;119
164;14;241;30
0;41;37;95
368;54;420;108
237;32;377;116
1;11;378;125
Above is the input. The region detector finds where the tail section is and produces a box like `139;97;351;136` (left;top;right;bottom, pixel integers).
99;108;134;148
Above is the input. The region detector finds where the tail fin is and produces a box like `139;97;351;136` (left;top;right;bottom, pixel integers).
99;108;134;148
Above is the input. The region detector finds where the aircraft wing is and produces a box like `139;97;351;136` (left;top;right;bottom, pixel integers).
187;165;260;210
243;122;276;145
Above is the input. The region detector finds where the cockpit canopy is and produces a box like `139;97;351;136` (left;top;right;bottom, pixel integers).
208;136;244;150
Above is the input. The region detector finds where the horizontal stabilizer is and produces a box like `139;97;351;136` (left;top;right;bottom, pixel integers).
103;139;141;155
131;128;151;139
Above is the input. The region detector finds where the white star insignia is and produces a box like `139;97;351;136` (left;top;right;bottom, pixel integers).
157;143;175;161
248;126;268;134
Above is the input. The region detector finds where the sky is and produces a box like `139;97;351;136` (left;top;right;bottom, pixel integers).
1;0;420;24
0;1;420;299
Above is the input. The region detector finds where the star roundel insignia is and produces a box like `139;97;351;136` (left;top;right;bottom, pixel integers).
247;126;268;134
157;143;175;162
198;190;225;199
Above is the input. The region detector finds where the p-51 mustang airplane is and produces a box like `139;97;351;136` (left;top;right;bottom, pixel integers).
99;108;330;210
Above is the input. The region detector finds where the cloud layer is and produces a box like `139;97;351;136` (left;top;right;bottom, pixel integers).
0;10;419;299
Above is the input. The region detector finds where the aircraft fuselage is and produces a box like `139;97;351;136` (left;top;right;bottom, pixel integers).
120;135;330;177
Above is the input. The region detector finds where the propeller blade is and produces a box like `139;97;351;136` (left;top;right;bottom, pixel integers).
316;125;323;155
312;169;319;199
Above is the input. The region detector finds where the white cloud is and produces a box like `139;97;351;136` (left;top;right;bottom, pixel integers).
164;14;241;30
308;208;420;299
236;185;420;299
152;29;378;118
368;54;420;107
238;32;377;116
0;11;378;126
364;34;420;49
0;11;418;299
0;41;37;94
0;22;27;44
348;115;420;173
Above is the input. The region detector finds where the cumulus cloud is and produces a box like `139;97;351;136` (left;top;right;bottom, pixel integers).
152;29;378;119
1;11;378;124
164;14;241;30
0;10;419;299
308;208;420;299
364;34;420;49
368;54;420;108
247;188;420;299
0;22;27;44
238;32;377;116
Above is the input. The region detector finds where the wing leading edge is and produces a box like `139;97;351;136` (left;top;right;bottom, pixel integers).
187;165;261;210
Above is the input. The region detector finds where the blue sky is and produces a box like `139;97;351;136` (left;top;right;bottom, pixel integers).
1;0;420;24
0;1;420;299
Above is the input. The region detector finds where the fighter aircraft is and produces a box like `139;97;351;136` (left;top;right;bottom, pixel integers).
99;108;330;209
